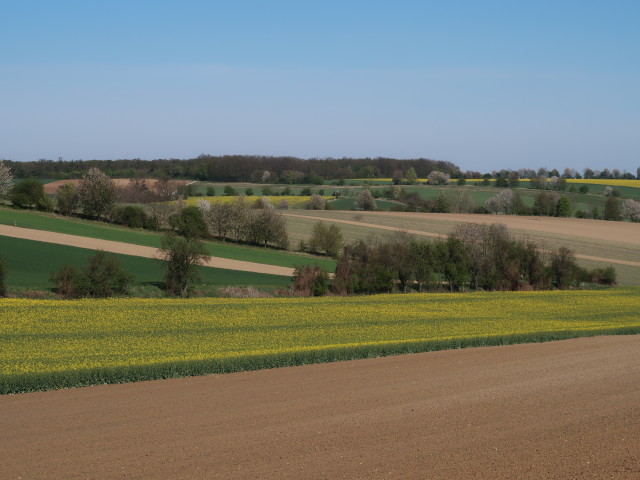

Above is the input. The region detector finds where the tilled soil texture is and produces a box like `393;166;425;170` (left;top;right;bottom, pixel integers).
0;224;294;276
2;335;639;479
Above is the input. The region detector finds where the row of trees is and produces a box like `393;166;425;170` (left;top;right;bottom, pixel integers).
465;167;639;181
293;224;616;296
1;156;461;182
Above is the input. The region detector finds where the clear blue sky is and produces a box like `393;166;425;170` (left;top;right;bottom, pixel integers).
1;0;638;174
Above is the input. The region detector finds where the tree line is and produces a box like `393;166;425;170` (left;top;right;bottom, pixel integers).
293;223;616;296
1;156;460;182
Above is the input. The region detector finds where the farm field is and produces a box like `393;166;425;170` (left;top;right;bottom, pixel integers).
0;236;291;295
1;335;639;478
1;288;639;394
0;207;336;271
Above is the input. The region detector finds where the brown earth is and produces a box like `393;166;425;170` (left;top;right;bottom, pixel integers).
1;335;638;479
0;224;294;276
285;212;640;267
43;178;193;195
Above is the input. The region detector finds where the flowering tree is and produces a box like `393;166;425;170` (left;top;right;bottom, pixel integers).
623;199;640;222
77;168;118;218
0;161;13;200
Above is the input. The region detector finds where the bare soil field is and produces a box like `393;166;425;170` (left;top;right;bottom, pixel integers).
43;178;192;195
1;335;638;479
0;224;294;276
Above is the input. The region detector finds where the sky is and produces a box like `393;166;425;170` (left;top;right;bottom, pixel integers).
1;0;639;174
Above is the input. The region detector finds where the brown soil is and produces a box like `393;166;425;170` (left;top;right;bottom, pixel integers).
0;225;294;276
1;335;638;479
285;212;640;267
43;178;193;195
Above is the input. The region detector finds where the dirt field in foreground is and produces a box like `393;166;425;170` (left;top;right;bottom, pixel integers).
2;335;638;479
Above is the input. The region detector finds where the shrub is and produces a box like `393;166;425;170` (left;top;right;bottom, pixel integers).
51;251;134;298
224;185;237;196
112;205;148;228
291;265;330;296
10;179;45;209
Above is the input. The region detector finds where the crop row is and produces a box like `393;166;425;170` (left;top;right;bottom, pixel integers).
1;288;639;393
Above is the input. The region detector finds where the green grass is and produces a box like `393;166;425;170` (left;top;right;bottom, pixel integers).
0;236;291;293
0;207;336;271
1;288;638;393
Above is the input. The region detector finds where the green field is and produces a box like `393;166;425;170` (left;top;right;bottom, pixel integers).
1;288;638;393
0;207;336;271
0;236;291;294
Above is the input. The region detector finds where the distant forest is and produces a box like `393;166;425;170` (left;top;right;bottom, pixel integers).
3;155;460;182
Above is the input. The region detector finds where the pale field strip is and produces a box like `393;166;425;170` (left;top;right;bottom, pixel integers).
284;212;640;267
0;225;294;276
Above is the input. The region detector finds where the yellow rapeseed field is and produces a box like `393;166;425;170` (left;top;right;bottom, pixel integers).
1;289;639;392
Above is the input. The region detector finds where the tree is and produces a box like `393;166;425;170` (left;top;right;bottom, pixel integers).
432;192;450;213
550;247;578;289
354;190;377;211
200;200;234;241
533;191;559;216
409;239;434;292
245;208;289;248
0;161;13;200
306;194;325;210
169;205;208;238
405;167;418;185
50;250;134;298
427;171;450;185
307;221;344;258
159;233;210;297
392;170;404;185
10;179;45;209
77;167;118;219
623;199;640;222
56;183;79;215
603;196;622;221
555;196;572;217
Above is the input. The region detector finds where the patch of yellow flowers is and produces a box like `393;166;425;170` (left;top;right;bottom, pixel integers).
2;289;639;381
